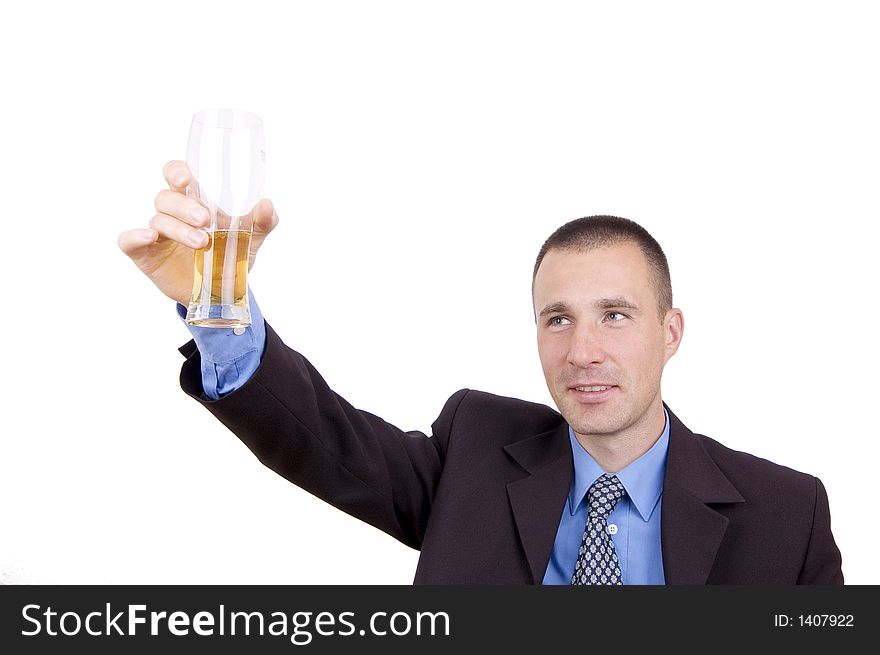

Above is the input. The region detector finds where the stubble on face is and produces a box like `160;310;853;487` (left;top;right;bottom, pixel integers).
533;243;678;462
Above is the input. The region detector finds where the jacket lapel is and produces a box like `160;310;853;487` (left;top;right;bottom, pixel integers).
661;406;745;584
502;406;746;585
504;423;572;584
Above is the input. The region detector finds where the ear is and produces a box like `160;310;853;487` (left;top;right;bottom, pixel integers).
662;308;684;364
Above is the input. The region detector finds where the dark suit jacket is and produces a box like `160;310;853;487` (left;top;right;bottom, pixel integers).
179;323;843;584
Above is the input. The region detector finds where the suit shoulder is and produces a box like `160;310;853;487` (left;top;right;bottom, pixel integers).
694;431;817;494
437;388;562;435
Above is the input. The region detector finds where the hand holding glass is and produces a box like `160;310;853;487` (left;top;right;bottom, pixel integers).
185;109;264;328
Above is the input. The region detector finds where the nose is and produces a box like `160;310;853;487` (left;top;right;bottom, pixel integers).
567;323;607;368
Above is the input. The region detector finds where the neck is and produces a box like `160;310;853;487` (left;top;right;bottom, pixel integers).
572;396;666;473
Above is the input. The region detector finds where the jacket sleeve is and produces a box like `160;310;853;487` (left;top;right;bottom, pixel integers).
797;477;844;584
178;321;469;551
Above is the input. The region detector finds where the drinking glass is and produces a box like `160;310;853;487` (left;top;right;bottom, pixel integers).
184;109;265;328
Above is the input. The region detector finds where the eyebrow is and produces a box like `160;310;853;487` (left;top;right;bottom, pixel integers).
538;297;641;318
596;297;641;312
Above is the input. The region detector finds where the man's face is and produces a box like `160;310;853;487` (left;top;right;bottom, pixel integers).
533;243;683;442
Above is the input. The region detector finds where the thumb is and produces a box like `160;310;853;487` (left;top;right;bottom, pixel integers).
248;198;279;265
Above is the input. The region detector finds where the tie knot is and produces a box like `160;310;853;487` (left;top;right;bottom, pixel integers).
587;474;627;520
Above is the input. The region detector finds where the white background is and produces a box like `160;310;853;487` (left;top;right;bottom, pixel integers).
1;1;877;584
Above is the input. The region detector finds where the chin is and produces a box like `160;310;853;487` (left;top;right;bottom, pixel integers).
569;419;626;438
559;404;624;438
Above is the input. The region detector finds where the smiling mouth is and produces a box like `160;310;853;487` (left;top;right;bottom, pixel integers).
567;385;617;403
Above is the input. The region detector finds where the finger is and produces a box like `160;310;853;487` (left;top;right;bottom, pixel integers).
250;199;278;252
252;199;278;234
118;228;158;256
149;212;209;249
163;160;191;192
154;189;210;227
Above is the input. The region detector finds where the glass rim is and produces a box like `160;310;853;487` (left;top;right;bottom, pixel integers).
191;108;263;130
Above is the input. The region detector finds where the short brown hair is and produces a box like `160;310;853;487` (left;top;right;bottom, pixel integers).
532;215;672;318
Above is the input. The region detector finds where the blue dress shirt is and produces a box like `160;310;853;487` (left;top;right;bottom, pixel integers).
176;289;266;400
542;414;669;584
180;295;668;584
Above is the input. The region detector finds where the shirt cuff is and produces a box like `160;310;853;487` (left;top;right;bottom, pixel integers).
176;289;266;399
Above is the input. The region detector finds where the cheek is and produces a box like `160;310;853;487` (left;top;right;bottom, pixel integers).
616;333;662;374
537;335;566;369
629;337;666;382
542;331;570;350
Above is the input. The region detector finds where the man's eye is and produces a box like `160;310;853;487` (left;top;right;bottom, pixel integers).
548;316;570;326
605;311;627;322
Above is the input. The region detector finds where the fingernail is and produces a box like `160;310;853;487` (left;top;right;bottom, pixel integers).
189;206;209;224
188;231;207;248
174;173;187;186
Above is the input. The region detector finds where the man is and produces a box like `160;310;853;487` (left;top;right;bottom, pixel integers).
119;161;843;584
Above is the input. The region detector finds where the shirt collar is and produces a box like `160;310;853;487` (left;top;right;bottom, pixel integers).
567;408;670;522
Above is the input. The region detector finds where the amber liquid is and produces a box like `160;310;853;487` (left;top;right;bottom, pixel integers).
189;229;251;320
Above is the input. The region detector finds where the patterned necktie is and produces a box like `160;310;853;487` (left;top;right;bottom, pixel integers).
571;474;628;585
